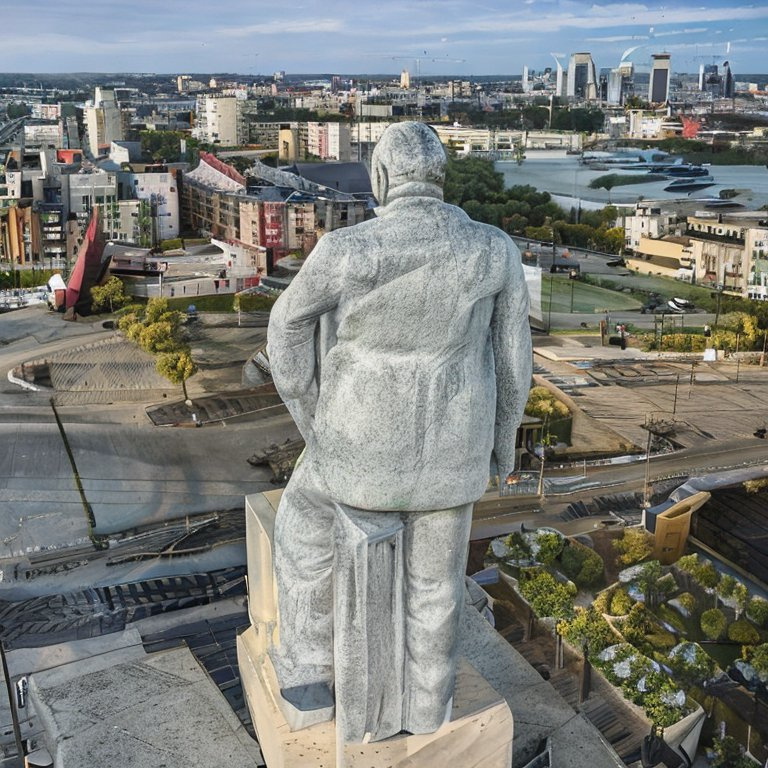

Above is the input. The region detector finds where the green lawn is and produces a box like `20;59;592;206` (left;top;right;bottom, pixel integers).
165;294;235;312
585;273;718;306
542;276;643;313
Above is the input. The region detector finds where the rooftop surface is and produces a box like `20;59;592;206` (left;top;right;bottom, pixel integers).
30;642;262;767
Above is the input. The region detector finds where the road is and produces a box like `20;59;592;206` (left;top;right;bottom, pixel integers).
471;429;768;540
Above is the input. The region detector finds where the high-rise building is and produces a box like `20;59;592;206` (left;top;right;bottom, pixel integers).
722;61;735;98
606;60;633;105
194;94;243;146
84;88;123;158
400;69;410;89
648;54;671;104
566;53;597;100
522;65;531;93
551;55;566;98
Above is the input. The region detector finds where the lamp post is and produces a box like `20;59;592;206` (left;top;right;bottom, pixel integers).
0;632;25;767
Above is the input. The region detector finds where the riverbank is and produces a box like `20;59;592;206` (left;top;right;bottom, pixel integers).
497;155;768;209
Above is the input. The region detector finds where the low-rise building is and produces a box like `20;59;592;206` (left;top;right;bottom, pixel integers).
182;154;372;271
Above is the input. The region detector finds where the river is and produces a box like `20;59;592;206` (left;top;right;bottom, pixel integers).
496;152;768;210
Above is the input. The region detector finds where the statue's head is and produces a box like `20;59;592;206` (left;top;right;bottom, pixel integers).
371;122;446;206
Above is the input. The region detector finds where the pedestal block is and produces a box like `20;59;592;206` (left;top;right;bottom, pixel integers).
238;624;514;768
240;491;514;768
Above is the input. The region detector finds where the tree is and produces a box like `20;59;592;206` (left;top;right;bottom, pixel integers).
677;592;697;615
747;597;768;628
635;560;663;608
139;321;178;354
696;561;720;589
525;386;570;421
156;349;197;401
614;528;653;566
733;583;749;619
700;608;727;640
6;102;31;119
90;276;128;313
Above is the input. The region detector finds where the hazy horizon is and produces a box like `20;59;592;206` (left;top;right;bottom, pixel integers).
5;1;767;78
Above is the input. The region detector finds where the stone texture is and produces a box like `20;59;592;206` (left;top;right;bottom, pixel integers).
265;121;533;739
30;645;262;767
238;624;514;768
333;506;405;743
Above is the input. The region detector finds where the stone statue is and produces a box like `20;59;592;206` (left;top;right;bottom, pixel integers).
266;121;532;742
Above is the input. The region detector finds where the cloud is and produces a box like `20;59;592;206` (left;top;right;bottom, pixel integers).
216;18;344;37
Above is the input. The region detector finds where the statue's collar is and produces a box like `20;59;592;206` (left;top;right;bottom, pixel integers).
375;184;445;217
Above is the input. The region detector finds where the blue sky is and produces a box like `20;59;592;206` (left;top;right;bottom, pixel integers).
6;1;768;76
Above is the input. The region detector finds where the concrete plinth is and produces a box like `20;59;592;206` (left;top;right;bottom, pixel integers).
238;624;514;768
242;491;514;768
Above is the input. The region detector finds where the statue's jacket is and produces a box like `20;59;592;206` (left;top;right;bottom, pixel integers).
267;194;532;513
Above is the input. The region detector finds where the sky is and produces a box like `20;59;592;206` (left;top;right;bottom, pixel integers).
5;0;768;76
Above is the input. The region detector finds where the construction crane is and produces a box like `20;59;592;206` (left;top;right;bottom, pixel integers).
386;53;467;81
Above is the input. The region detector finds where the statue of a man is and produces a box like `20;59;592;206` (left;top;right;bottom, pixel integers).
267;121;532;736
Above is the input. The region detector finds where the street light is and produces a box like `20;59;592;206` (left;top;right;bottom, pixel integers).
0;631;25;767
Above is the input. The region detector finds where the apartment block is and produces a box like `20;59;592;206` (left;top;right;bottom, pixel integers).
194;94;244;146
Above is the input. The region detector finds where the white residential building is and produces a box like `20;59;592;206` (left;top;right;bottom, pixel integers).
194;94;243;146
84;88;123;157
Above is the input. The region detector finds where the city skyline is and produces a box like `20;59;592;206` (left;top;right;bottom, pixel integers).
5;1;768;77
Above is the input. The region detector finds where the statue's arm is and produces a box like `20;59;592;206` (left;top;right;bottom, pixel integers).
267;237;342;441
491;240;533;479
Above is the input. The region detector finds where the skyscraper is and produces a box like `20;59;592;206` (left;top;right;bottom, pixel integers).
567;53;597;100
551;55;566;98
648;54;671;104
84;88;123;158
722;61;735;98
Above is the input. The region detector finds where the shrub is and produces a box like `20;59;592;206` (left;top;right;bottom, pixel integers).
696;561;720;589
717;573;737;599
560;542;605;588
711;735;757;768
234;292;279;312
746;643;768;678
748;597;768;628
701;608;727;640
610;588;634;616
613;528;653;566
592;589;612;614
160;237;183;251
502;532;532;562
646;632;677;652
668;642;716;687
677;592;696;614
676;554;699;574
524;386;569;421
535;531;563;564
728;619;760;646
557;606;615;654
519;569;576;620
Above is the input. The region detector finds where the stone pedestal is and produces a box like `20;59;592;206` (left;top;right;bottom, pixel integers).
239;491;514;768
238;624;514;768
